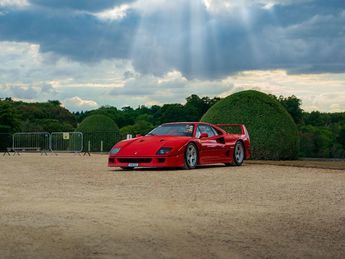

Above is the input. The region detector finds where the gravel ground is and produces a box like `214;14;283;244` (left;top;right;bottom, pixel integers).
248;160;345;170
0;154;345;259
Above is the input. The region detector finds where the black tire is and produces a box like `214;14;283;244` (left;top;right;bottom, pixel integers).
232;141;245;166
184;143;198;169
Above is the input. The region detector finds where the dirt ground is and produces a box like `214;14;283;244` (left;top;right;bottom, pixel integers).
0;154;344;259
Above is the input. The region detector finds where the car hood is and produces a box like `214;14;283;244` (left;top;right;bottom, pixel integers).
116;136;191;157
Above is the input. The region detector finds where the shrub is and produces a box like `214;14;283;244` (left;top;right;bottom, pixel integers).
201;90;299;160
76;115;120;152
76;114;119;133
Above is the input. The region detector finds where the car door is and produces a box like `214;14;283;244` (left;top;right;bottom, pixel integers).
197;124;226;163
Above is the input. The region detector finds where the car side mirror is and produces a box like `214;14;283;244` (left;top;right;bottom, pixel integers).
136;134;142;138
200;133;208;139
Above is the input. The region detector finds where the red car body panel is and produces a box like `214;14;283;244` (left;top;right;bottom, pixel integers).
108;122;250;169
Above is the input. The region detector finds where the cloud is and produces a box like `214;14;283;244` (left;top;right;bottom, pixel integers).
0;0;344;79
127;0;345;79
10;85;38;99
262;10;345;74
28;0;134;12
1;40;345;112
62;96;98;111
0;40;130;109
0;7;138;62
222;70;345;112
110;70;233;104
203;0;311;13
41;83;57;95
0;41;130;87
0;82;57;100
94;4;131;21
0;0;29;8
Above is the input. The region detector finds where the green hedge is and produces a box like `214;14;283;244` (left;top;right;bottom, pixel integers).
201;90;299;160
76;115;120;152
76;114;119;133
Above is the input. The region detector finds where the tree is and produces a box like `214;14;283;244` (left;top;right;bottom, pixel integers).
0;102;20;132
185;94;222;121
299;125;335;158
154;104;187;123
120;120;154;135
337;127;345;149
48;100;61;106
149;105;161;114
270;95;304;124
304;111;332;127
185;95;207;121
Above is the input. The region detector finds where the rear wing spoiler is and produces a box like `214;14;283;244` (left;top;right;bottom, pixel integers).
216;124;249;137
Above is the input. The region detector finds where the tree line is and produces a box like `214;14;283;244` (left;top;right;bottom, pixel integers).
1;95;345;158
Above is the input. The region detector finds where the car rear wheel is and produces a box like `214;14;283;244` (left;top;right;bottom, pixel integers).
233;141;245;166
184;143;198;169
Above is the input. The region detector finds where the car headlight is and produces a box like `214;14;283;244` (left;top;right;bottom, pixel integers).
156;147;172;155
110;147;121;155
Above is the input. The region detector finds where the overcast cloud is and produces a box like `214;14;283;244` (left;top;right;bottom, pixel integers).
0;0;344;111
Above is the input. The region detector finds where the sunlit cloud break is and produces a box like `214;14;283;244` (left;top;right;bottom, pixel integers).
95;4;130;21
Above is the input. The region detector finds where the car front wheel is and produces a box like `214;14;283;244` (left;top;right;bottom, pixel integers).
184;143;198;169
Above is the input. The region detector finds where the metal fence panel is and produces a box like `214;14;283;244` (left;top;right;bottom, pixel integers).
0;133;12;152
50;132;83;153
9;131;126;154
13;132;50;152
83;132;124;152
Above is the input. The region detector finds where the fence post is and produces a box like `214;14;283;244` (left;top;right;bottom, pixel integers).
101;141;103;153
49;132;52;152
83;140;91;156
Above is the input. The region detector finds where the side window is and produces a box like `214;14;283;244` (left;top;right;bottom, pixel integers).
197;125;217;138
210;126;219;136
195;127;201;138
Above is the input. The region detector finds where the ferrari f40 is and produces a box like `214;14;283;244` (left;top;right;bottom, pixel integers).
108;122;250;170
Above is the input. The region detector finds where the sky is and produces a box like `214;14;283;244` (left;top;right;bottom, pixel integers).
0;0;344;112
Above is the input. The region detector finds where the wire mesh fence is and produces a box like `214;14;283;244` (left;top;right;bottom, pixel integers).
2;131;126;154
82;132;125;153
50;132;83;153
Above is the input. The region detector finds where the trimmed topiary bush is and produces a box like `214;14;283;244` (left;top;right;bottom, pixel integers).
201;90;299;160
76;114;120;152
77;114;119;133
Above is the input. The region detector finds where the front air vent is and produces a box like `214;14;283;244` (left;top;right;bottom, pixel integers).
118;158;152;163
158;158;166;163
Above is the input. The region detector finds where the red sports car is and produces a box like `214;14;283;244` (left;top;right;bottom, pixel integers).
108;122;250;170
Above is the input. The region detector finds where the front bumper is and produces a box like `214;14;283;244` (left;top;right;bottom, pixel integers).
108;154;185;168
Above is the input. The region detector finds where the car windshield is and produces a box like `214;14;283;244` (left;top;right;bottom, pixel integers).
147;124;194;137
